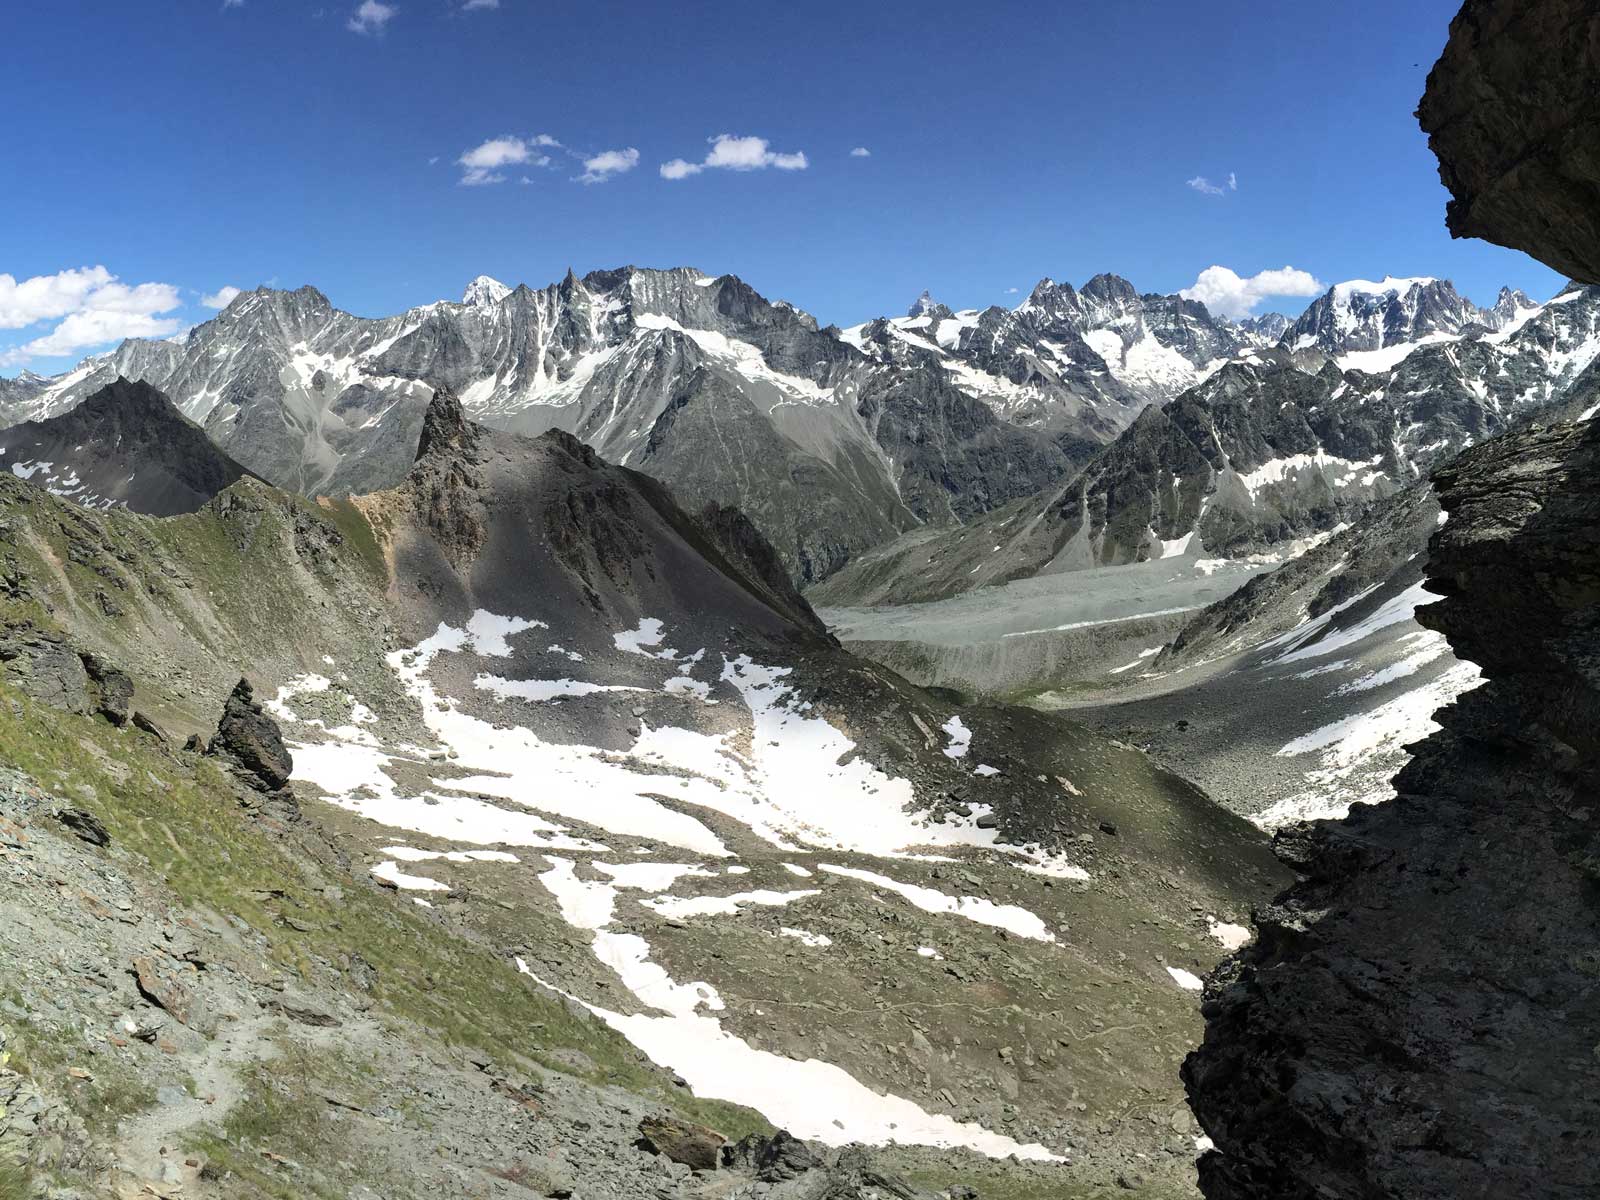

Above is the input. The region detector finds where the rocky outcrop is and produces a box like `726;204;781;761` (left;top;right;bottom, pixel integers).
1181;10;1600;1198
1182;418;1600;1199
636;1115;725;1171
205;678;296;817
0;626;133;725
1418;0;1600;284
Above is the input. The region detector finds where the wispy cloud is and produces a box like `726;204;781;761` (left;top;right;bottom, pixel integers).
0;266;184;365
461;0;498;8
347;1;396;35
456;135;550;185
201;286;243;309
1180;265;1323;320
578;147;639;184
1187;172;1238;197
849;146;871;158
660;134;808;180
221;0;245;9
1004;286;1019;294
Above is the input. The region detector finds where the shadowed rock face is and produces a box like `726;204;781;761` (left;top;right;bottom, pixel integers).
0;378;257;516
207;677;294;794
1182;5;1600;1196
1418;0;1600;284
1182;420;1600;1199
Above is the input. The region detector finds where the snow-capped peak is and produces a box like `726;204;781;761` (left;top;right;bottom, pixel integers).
1330;276;1438;301
462;275;512;307
907;290;942;318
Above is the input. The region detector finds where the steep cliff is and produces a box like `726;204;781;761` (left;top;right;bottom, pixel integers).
1418;0;1600;284
1182;419;1600;1199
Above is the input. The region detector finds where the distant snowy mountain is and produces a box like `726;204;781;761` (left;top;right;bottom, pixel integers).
1237;312;1292;343
1278;276;1522;371
10;269;1073;582
815;282;1600;605
842;274;1254;455
11;266;1580;588
461;274;512;306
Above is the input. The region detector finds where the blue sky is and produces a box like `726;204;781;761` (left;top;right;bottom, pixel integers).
0;0;1566;374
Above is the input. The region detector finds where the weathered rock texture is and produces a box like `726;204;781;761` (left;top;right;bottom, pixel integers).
205;678;297;822
1418;0;1600;284
1182;418;1600;1198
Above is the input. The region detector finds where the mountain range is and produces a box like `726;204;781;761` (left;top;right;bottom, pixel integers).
8;267;1593;592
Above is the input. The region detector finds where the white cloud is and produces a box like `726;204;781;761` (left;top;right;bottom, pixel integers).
0;267;185;365
1005;286;1019;294
660;134;808;180
201;286;243;309
1186;175;1225;197
0;266;114;329
222;0;245;8
578;147;639;184
462;0;498;8
849;146;871;157
457;135;534;185
1180;265;1325;320
455;135;566;184
347;1;396;35
1228;172;1238;191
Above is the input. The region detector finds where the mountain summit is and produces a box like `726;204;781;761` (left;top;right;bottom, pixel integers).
0;377;256;514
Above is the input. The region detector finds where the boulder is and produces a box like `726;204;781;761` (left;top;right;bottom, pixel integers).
206;678;293;792
79;652;132;725
0;627;90;715
51;808;109;848
130;711;168;743
637;1115;725;1171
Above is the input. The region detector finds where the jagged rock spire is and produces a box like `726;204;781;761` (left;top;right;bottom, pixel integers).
414;387;475;462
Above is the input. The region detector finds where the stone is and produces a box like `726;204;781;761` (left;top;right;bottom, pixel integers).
0;626;91;714
51;808;109;848
206;678;293;791
80;651;133;725
637;1115;726;1171
131;955;214;1035
131;711;169;743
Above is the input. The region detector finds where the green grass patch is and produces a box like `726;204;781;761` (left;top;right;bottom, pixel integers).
314;497;388;584
0;1159;31;1200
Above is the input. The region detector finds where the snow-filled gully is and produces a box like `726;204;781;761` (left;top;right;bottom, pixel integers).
279;610;1113;1162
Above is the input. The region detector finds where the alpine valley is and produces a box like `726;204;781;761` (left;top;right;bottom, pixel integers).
10;51;1600;1199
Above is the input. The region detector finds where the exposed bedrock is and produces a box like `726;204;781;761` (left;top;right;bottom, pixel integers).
1417;0;1600;284
1182;419;1600;1198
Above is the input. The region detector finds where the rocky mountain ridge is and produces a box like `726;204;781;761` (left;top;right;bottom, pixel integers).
0;378;257;515
814;281;1600;607
9;265;1561;589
